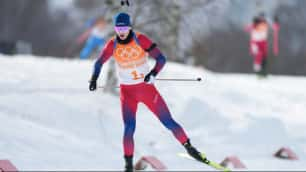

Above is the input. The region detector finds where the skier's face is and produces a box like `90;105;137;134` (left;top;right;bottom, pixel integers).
258;22;268;32
115;26;131;40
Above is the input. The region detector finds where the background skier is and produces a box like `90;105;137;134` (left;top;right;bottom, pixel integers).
245;14;280;77
79;16;108;59
245;15;269;76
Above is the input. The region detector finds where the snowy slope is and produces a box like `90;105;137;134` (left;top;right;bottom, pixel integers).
0;55;306;170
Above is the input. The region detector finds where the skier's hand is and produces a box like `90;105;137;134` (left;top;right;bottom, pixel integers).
144;70;157;84
89;80;97;91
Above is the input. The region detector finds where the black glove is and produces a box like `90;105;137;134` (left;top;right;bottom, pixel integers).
144;70;158;84
89;79;97;91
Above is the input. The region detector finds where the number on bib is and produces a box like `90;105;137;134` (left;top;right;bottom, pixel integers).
131;70;144;80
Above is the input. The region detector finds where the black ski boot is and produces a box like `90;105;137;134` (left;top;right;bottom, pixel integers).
124;155;133;172
183;139;208;163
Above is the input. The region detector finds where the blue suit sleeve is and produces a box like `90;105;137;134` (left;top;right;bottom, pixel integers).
92;59;103;80
90;39;114;81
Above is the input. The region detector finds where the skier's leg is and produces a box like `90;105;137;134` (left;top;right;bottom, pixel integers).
120;87;138;171
251;42;263;74
261;41;269;76
121;95;138;156
141;84;188;144
261;58;268;77
254;50;264;75
141;84;206;162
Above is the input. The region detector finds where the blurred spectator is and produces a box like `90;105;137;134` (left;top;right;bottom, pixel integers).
78;16;108;60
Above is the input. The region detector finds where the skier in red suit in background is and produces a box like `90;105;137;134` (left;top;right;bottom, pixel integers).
245;14;280;77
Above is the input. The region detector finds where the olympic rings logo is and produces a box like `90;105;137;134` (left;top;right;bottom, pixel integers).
115;46;143;61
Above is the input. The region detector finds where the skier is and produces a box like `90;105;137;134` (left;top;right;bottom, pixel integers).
88;12;206;171
245;15;269;76
245;14;280;77
79;17;108;59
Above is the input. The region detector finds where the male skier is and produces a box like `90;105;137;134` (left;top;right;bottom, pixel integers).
89;12;206;171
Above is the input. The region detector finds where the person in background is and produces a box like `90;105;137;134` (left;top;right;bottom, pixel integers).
245;14;280;77
88;12;207;172
79;17;108;59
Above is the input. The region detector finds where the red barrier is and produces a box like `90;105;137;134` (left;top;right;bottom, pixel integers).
274;147;298;160
0;160;18;172
135;156;167;171
220;156;246;169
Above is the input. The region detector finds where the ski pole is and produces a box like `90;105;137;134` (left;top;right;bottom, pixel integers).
156;77;202;82
97;77;203;89
98;86;120;89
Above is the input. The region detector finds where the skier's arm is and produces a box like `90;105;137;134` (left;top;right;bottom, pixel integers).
90;39;114;81
272;16;280;31
138;34;166;76
272;16;280;56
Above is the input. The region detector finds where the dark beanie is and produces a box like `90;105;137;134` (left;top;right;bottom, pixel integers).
114;12;131;26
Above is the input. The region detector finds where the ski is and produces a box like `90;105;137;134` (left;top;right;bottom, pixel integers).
178;153;231;172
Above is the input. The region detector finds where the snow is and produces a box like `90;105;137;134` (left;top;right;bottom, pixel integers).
0;54;306;170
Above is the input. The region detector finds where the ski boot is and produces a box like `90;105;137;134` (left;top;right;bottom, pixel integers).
183;139;208;163
124;155;133;172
